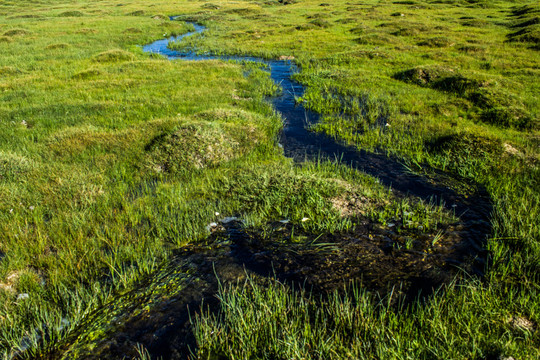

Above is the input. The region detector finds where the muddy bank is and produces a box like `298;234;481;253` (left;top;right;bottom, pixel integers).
51;214;484;359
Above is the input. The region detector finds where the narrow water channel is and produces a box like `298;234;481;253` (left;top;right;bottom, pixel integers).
143;22;491;224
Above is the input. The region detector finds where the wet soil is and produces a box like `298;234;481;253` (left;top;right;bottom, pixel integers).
51;215;484;360
43;21;492;360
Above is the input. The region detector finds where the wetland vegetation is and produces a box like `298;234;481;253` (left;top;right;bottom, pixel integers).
0;0;538;359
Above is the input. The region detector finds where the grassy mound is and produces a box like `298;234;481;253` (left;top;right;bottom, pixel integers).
92;49;134;62
394;66;536;129
58;11;84;17
45;43;69;50
145;110;269;174
72;68;101;79
2;28;30;36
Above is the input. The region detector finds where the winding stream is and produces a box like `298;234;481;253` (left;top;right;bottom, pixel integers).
143;23;491;220
45;21;492;360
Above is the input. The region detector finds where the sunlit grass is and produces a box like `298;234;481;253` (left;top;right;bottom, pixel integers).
0;0;538;358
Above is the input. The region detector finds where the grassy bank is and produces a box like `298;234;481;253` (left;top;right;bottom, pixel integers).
0;0;538;359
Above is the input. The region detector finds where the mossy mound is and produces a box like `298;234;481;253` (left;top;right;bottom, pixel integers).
72;68;101;79
430;75;482;94
480;106;536;130
510;4;540;18
127;10;145;16
8;14;42;19
393;65;456;86
0;36;12;43
354;34;398;46
123;27;142;34
151;14;169;21
508;4;540;48
0;151;36;182
0;66;22;76
508;26;540;45
45;43;70;50
395;67;535;129
202;3;221;10
310;18;331;28
417;36;453;47
456;44;485;53
76;28;98;34
92;49;134;62
145;122;239;173
58;10;84;17
145;111;268;174
3;28;30;37
425;133;502;159
460;18;490;27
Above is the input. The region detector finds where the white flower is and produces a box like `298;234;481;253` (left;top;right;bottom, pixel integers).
206;222;218;232
301;217;309;222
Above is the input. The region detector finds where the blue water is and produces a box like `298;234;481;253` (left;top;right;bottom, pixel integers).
142;23;318;142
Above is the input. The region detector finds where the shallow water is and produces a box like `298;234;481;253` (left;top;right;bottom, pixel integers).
45;21;492;360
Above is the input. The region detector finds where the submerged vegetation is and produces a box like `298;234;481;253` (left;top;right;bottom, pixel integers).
0;0;538;359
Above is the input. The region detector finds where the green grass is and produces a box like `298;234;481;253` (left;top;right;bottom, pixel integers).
194;275;539;359
0;0;538;358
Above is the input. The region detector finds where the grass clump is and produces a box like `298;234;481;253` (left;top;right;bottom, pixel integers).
507;4;540;48
71;68;101;79
45;43;69;50
194;276;539;359
3;28;30;36
123;27;142;34
58;11;84;17
393;65;457;86
145;120;244;173
92;49;135;62
0;151;36;182
0;66;21;75
394;66;536;129
417;36;453;47
128;10;145;16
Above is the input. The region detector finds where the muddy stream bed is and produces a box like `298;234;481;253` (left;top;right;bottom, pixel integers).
44;21;492;359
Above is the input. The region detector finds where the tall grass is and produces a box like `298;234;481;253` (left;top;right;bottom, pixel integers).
194;276;539;359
